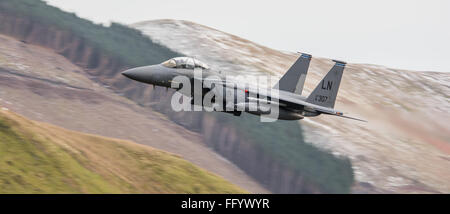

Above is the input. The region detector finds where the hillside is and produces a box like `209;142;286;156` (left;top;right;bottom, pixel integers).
0;0;177;67
132;19;450;193
0;0;355;193
0;33;266;193
0;108;246;193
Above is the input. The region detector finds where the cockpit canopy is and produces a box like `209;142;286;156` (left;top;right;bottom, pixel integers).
161;57;210;70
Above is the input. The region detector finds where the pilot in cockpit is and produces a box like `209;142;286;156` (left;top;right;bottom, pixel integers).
162;57;210;70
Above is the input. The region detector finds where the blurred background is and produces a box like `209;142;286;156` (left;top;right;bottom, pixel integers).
0;0;448;193
45;0;450;72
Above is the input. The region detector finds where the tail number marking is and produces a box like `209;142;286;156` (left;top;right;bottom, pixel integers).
315;95;328;103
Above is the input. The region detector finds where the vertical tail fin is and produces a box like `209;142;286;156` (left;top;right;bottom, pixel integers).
306;60;345;108
273;53;311;95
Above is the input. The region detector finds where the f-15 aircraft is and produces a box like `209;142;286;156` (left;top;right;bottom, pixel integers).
122;53;365;122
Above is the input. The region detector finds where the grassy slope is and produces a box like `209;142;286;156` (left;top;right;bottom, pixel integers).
0;109;246;193
0;0;354;193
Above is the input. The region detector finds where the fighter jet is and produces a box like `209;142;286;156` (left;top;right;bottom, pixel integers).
122;53;365;122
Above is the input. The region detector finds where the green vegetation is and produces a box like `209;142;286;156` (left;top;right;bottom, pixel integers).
0;0;178;67
0;110;246;193
0;0;354;193
217;113;354;193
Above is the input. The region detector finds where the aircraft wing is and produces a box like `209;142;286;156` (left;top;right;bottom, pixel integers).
244;86;367;122
333;115;368;122
198;77;366;122
275;92;367;122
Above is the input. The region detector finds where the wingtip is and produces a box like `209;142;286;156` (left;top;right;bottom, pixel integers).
335;112;367;122
342;115;368;122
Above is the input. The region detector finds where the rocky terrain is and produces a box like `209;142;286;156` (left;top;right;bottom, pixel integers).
133;19;450;193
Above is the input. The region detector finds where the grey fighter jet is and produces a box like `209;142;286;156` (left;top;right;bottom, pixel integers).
122;54;365;122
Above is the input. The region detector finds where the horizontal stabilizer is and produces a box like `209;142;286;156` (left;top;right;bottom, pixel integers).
334;114;367;122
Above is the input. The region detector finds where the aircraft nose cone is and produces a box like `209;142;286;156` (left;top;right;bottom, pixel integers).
121;65;171;85
122;68;141;80
121;66;153;83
